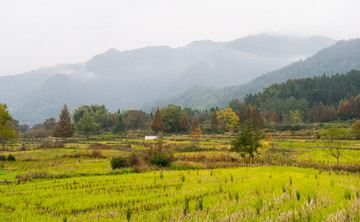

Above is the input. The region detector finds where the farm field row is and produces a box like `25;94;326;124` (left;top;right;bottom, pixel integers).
1;166;360;221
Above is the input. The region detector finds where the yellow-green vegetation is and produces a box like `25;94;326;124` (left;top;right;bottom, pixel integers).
1;132;360;221
1;167;360;221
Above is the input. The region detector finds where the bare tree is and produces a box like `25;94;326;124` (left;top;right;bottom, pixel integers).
320;127;349;165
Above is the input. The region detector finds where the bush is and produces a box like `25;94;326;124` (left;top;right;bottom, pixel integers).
126;153;141;166
0;155;6;161
90;151;104;158
111;157;128;170
7;154;16;161
145;148;174;167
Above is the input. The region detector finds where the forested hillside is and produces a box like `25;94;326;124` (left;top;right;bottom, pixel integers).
244;70;360;122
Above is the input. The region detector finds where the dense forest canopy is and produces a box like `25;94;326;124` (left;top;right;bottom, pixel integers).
244;70;360;122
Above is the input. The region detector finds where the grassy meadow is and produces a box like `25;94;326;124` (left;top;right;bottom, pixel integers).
1;131;360;221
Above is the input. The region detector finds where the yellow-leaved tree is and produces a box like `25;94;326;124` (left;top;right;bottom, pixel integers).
216;108;239;132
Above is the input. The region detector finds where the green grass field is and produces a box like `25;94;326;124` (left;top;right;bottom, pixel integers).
1;166;359;221
1;135;360;221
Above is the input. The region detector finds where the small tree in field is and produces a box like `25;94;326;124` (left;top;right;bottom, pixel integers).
189;128;202;147
320;127;349;165
231;121;264;158
0;103;19;150
53;104;74;141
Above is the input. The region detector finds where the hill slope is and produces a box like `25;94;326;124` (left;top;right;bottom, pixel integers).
146;38;360;110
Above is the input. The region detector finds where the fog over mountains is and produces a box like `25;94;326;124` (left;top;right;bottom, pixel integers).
147;38;360;110
0;34;336;125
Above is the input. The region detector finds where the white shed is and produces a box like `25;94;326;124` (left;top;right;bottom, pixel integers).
145;136;159;140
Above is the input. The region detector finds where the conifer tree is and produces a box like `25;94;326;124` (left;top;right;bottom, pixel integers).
113;115;126;134
249;106;264;128
211;112;218;132
191;116;199;130
245;105;252;120
151;108;164;134
52;104;74;141
180;113;191;132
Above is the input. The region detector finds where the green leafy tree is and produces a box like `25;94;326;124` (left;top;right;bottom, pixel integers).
230;121;264;158
43;118;56;132
76;113;98;140
0;103;20;149
125;110;147;130
151;108;165;134
53;104;74;141
160;105;183;132
73;104;116;132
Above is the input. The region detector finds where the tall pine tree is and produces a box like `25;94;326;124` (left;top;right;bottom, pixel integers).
151;108;164;134
53;104;74;141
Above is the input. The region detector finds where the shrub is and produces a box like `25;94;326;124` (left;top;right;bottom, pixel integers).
145;148;174;167
111;157;128;170
7;154;16;161
126;153;141;166
0;155;6;161
90;150;104;158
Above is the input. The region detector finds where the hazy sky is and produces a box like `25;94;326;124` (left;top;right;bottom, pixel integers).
1;0;359;76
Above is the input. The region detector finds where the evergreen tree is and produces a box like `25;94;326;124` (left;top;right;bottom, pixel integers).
245;105;252;120
248;106;264;128
151;108;165;134
231;121;264;158
238;104;246;124
210;111;218;132
191;116;199;130
53;104;74;141
113;115;126;134
179;113;191;132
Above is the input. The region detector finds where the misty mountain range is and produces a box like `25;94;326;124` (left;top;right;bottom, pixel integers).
147;38;360;110
0;34;347;125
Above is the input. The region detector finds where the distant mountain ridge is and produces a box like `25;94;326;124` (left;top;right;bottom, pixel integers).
0;34;335;125
145;38;360;110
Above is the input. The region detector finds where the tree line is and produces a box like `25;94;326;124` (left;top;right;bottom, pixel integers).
2;70;360;144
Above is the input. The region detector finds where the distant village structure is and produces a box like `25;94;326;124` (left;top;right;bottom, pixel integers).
145;136;159;140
